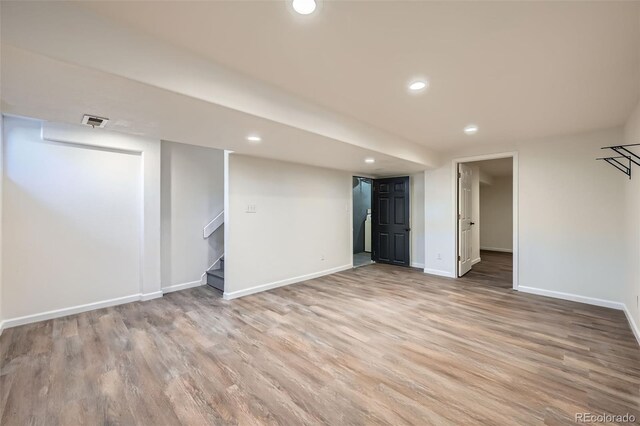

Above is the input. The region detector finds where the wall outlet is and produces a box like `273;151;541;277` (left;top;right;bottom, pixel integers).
320;254;325;261
437;253;442;260
246;204;257;213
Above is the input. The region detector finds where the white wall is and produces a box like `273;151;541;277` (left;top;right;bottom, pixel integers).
225;155;352;298
425;127;627;303
410;172;425;268
0;117;3;328
161;141;224;292
1;116;162;328
480;177;513;252
623;100;640;339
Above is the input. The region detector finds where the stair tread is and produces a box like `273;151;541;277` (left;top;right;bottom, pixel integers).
207;268;224;279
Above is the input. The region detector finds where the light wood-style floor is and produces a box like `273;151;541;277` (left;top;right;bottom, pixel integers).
1;259;639;425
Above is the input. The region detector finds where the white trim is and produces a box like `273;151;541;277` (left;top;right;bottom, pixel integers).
622;305;640;347
223;264;352;300
411;262;425;269
471;257;481;265
203;210;224;238
423;268;456;278
518;286;624;310
0;292;161;330
163;280;203;294
223;150;231;291
350;178;354;266
480;247;513;253
141;291;163;301
452;151;519;290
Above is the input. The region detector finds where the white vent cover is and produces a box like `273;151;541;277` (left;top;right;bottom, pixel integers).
81;114;109;128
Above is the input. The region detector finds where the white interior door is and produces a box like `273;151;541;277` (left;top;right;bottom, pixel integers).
458;163;473;276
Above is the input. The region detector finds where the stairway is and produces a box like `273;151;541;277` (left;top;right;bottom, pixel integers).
206;257;224;291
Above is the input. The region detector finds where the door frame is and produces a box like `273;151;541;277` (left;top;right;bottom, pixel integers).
351;175;374;267
452;152;519;290
347;174;375;268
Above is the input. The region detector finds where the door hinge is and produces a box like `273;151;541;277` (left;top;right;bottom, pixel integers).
458;255;461;261
458;213;461;219
458;172;461;178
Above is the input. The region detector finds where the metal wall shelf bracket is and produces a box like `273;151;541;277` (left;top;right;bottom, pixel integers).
597;143;640;179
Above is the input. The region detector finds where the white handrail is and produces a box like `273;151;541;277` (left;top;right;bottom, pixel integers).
203;210;224;238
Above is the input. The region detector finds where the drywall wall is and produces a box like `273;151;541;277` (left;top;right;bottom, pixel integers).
623;100;640;340
411;173;426;268
0;117;3;329
425;127;627;303
161;141;224;292
480;177;513;252
225;155;352;298
1;116;161;328
352;177;371;254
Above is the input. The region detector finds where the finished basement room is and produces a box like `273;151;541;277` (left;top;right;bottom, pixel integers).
1;1;639;425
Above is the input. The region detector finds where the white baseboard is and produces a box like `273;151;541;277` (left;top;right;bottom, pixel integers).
411;262;425;269
0;291;163;331
517;286;624;310
480;247;513;253
423;268;456;278
140;291;163;301
472;257;481;265
518;286;639;348
163;280;204;294
223;264;352;300
622;305;640;347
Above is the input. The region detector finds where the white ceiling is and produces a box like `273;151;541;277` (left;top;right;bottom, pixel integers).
80;0;640;150
1;1;639;176
1;45;426;177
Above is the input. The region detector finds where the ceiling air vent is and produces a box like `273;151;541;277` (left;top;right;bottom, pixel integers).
81;114;109;128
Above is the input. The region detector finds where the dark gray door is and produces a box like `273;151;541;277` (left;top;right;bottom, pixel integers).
372;176;410;266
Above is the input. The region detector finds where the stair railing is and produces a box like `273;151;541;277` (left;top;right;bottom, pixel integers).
203;210;224;238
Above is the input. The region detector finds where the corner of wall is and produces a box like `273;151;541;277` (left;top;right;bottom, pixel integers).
0;114;4;334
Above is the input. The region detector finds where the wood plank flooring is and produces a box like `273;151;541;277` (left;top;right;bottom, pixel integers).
464;250;513;288
1;262;639;425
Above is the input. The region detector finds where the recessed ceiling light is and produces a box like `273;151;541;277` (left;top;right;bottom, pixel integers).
408;80;428;92
464;124;479;135
365;158;375;164
246;135;262;142
292;0;316;15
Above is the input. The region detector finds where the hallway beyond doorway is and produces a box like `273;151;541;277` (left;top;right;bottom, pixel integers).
463;250;513;288
353;251;373;268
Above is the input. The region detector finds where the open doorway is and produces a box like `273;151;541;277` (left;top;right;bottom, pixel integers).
456;155;516;288
353;176;373;267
